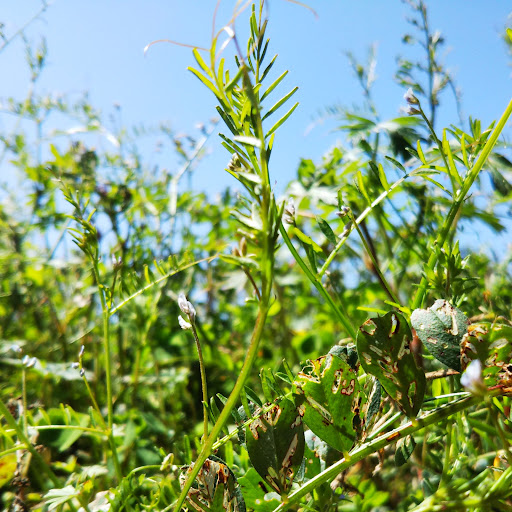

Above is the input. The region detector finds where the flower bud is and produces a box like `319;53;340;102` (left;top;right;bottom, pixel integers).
404;88;419;105
405;105;421;116
460;359;486;396
336;206;351;218
178;292;196;322
178;315;192;330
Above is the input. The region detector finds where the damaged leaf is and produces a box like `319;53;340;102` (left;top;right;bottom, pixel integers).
461;322;512;386
245;398;305;494
180;456;246;512
294;353;362;453
357;311;425;417
411;299;468;371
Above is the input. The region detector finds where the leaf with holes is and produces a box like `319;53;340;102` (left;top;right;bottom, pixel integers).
180;456;246;512
411;299;468;372
294;353;362;453
245;398;304;494
357;312;425;417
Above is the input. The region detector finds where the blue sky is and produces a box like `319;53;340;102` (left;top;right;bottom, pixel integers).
1;1;511;197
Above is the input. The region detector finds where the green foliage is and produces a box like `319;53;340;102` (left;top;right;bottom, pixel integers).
1;1;512;512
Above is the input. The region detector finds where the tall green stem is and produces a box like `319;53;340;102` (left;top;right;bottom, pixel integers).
412;98;512;310
173;304;270;511
91;262;122;481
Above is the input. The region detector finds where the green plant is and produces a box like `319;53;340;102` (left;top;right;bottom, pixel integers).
1;2;512;511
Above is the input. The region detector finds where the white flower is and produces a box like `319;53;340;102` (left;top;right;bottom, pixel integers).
178;292;196;322
460;359;485;395
404;88;419;105
178;315;192;330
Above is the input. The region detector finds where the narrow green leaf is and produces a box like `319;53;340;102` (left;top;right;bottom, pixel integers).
189;67;220;99
260;54;278;83
356;171;372;205
316;216;338;245
378;163;390;191
265;102;299;139
260;69;289;102
216;107;239;136
385;155;406;173
290;226;323;253
262;87;299;121
442;130;463;186
225;64;245;93
395;435;416;466
192;48;213;78
416;140;427;164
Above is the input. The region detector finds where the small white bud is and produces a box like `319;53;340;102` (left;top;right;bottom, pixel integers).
178;315;192;330
460;359;485;395
405;105;421;116
79;345;85;358
178;293;196;322
404;88;419;105
71;362;80;370
336;206;351;218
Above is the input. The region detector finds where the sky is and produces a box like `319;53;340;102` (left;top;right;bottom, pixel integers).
1;1;511;207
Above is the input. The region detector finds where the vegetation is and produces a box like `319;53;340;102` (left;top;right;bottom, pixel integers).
1;2;512;511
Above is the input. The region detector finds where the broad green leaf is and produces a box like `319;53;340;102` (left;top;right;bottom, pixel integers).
238;468;280;512
395;435;416;466
357;312;425;417
45;486;80;511
411;299;468;372
245;398;305;494
294;353;362;453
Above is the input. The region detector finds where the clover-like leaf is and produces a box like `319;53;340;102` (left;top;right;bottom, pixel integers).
245;398;304;494
357;311;425;417
294;353;362;453
411;299;468;371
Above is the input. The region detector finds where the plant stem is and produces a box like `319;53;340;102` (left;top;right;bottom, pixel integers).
190;323;209;442
0;399;61;488
173;303;270;512
91;262;123;481
411;98;512;310
349;211;400;304
279;222;357;340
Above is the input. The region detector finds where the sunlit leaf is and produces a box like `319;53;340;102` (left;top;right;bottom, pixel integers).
411;299;468;372
294;353;362;452
245;398;305;494
357;312;425;417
